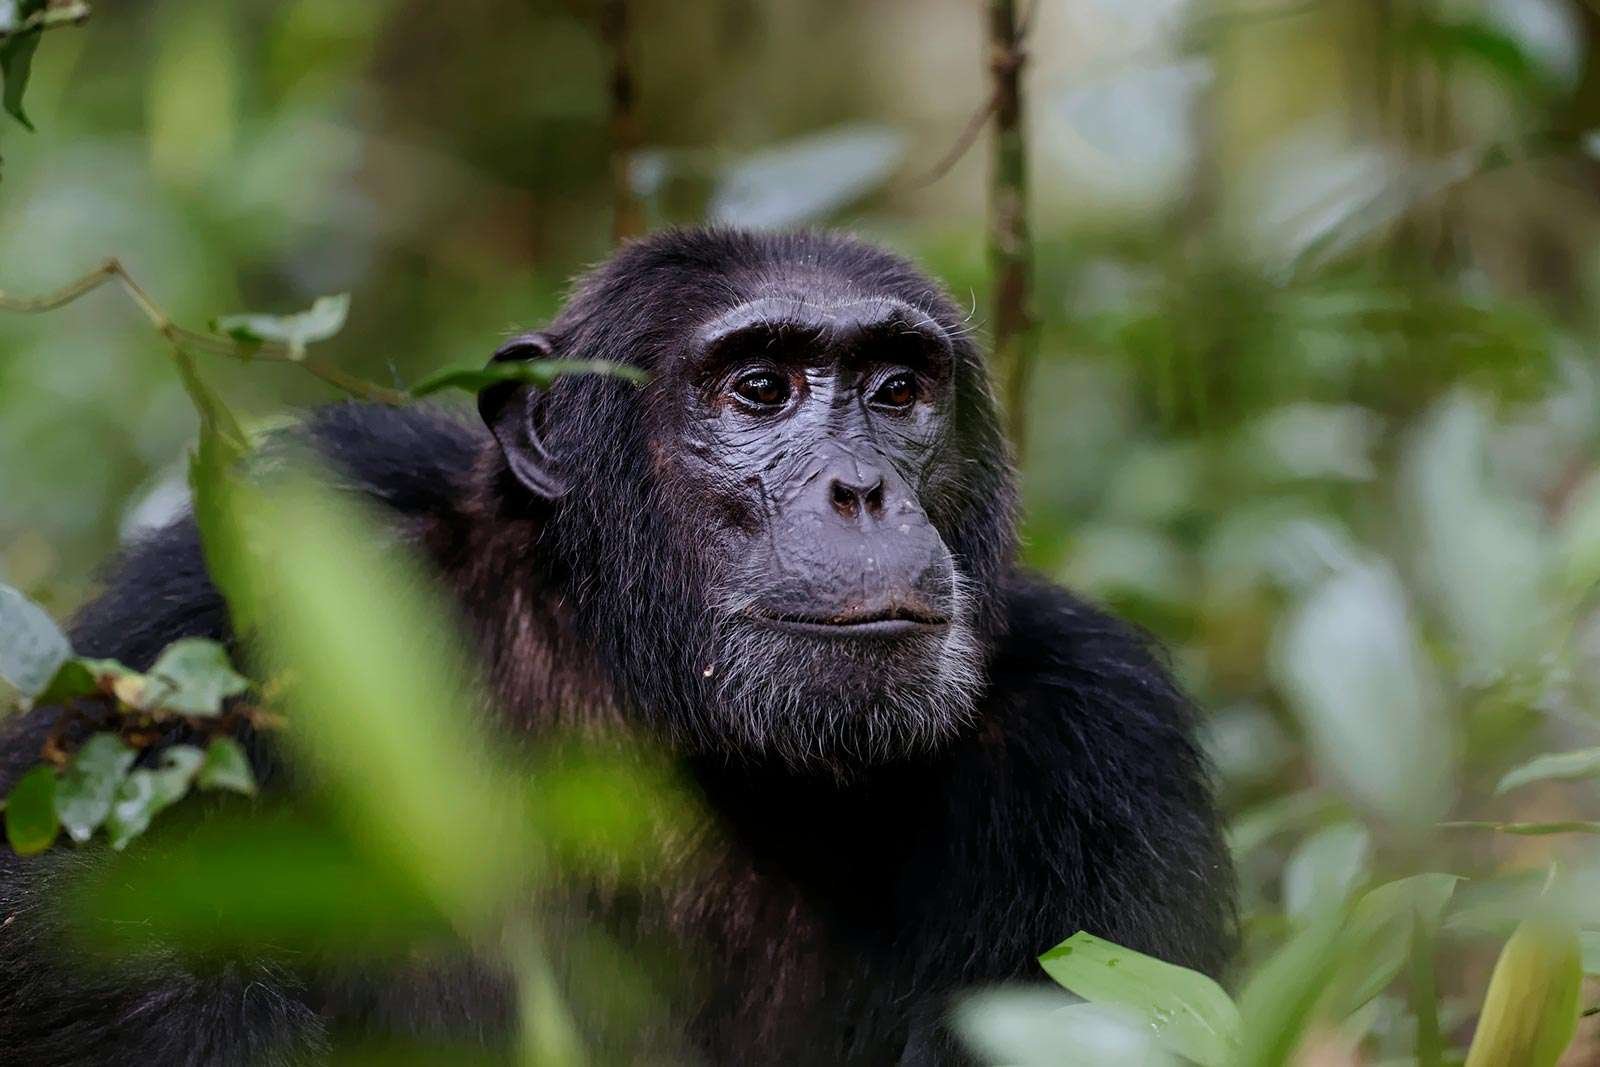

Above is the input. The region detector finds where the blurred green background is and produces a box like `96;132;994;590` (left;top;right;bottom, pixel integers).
6;0;1600;1060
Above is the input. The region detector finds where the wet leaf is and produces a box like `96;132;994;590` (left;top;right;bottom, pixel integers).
4;764;57;855
54;734;137;843
1038;931;1240;1067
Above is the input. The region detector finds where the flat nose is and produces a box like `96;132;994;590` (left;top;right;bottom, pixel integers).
829;475;885;521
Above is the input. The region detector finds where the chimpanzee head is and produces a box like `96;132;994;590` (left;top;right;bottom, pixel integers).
479;229;1016;771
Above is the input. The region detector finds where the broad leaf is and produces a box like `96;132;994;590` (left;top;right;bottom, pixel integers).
1038;931;1240;1067
213;294;350;360
1497;748;1600;794
409;359;646;399
4;764;56;854
104;746;204;850
955;990;1171;1067
0;581;71;699
709;124;906;230
1464;918;1582;1067
1282;822;1370;921
237;475;535;920
73;812;448;952
138;638;248;716
1271;559;1454;826
1331;873;1460;1014
54;733;137;843
197;737;256;795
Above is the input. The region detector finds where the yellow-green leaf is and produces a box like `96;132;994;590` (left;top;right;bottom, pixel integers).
1464;918;1582;1067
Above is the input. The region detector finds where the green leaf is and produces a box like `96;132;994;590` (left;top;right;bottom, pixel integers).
189;413;255;633
137;638;249;716
213;294;350;360
0;581;72;699
0;19;41;132
33;656;139;707
408;359;647;399
104;746;204;849
237;474;535;920
71;812;448;952
1236;905;1347;1067
54;734;137;843
1330;873;1460;1014
1497;749;1600;795
1038;931;1240;1067
4;764;57;854
196;737;256;795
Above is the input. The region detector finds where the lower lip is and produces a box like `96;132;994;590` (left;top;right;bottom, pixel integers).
757;617;949;639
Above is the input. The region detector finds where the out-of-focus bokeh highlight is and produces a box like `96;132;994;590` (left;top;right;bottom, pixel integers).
7;0;1600;1061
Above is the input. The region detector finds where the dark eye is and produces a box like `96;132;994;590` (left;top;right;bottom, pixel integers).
872;372;919;409
733;371;790;409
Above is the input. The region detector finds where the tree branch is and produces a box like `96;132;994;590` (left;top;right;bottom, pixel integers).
0;260;409;405
601;0;644;243
986;0;1036;459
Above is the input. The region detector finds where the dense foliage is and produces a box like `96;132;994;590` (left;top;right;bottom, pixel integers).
5;1;1600;1063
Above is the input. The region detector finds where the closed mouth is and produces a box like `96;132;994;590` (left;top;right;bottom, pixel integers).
748;606;951;639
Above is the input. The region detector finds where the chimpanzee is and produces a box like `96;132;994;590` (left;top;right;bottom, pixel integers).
0;228;1234;1064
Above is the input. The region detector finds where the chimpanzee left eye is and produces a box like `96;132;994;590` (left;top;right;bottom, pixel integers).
872;372;919;409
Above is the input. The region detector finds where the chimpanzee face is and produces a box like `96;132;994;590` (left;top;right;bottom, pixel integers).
663;290;983;764
480;232;1010;771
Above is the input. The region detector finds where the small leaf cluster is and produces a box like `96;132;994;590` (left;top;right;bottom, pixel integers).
0;581;258;855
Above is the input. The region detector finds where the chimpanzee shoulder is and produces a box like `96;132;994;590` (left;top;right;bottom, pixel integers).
972;573;1237;978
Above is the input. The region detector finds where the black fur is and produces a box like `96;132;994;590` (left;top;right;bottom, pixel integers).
0;229;1234;1065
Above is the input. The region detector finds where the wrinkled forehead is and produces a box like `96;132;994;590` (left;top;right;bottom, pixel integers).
680;287;956;372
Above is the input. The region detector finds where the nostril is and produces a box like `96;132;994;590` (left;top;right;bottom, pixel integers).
864;481;885;515
830;481;859;517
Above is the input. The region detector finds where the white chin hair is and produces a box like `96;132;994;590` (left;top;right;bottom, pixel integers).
703;601;985;772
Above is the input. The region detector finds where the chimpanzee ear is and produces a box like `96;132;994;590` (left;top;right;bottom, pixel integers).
478;332;570;501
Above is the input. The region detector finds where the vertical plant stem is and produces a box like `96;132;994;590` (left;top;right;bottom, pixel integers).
602;0;644;243
986;0;1036;459
1410;911;1444;1067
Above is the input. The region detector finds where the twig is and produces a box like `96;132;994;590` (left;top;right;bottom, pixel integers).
907;0;1038;192
986;0;1036;459
0;0;91;38
601;0;644;243
0;260;409;405
907;91;999;189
